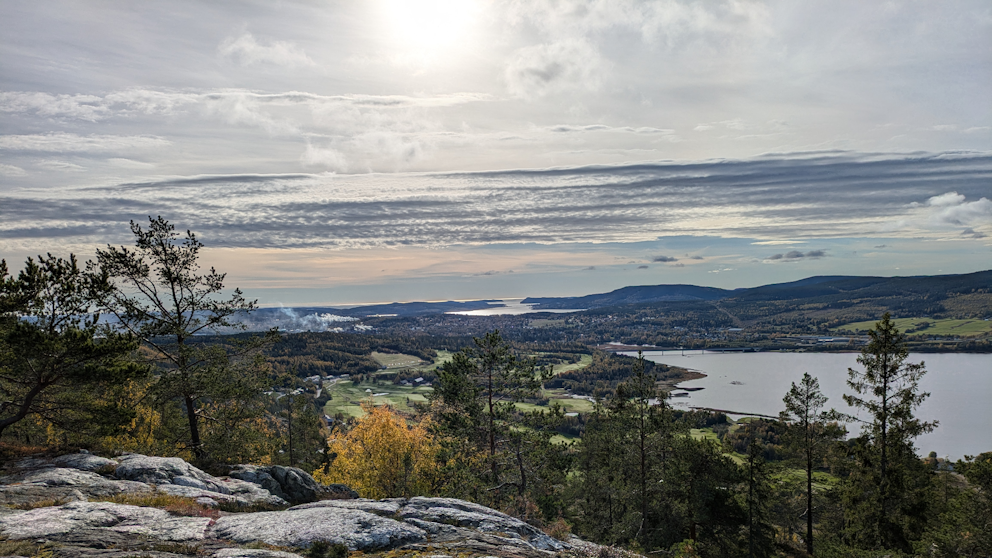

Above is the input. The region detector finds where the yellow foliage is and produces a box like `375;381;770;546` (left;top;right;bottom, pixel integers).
98;379;192;460
314;401;439;499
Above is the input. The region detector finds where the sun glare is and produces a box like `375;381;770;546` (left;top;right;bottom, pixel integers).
380;0;480;55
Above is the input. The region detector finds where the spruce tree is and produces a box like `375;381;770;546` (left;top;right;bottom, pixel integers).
781;372;845;556
842;313;936;551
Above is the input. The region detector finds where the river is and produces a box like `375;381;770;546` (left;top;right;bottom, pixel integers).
623;351;991;460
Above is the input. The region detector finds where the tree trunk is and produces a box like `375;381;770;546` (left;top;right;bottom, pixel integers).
184;394;203;458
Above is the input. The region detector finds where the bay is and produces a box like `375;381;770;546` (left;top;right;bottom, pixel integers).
625;351;992;460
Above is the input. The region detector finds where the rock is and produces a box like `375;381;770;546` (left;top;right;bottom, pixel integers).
228;464;355;504
110;454;287;506
114;454;226;492
0;501;209;542
401;498;565;551
213;550;304;558
0;452;578;558
289;497;402;516
51;453;119;472
0;467;153;508
209;506;426;550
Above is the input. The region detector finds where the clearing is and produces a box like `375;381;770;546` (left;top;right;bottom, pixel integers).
834;317;992;337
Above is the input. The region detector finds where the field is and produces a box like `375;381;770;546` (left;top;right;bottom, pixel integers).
834;317;992;337
328;349;596;419
549;353;593;375
371;351;424;368
323;379;433;418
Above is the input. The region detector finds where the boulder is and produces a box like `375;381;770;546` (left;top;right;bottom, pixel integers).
401;497;565;551
112;454;288;507
209;506;426;550
228;464;356;504
114;454;225;491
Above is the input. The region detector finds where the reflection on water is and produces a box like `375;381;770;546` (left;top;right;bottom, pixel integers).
626;351;992;460
447;298;584;316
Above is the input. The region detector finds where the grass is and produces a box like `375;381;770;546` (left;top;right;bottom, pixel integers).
773;468;841;491
549;353;593;375
324;379;434;417
0;540;41;556
371;351;425;368
690;428;720;443
834;317;992;337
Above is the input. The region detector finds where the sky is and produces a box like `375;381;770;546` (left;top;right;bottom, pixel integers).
1;0;990;306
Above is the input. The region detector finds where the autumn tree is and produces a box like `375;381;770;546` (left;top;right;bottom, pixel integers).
0;255;144;439
314;402;438;499
841;312;936;551
781;372;845;556
91;217;277;460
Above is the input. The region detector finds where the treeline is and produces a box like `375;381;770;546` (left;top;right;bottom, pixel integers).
544;350;681;397
0;218;330;473
318;320;991;558
260;332;438;376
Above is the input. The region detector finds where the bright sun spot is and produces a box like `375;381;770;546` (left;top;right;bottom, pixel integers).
380;0;480;55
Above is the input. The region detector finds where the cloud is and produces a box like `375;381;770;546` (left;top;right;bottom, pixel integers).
0;133;170;153
2;152;990;250
218;33;315;67
301;143;348;171
962;228;987;239
504;39;604;99
672;263;685;267
0;164;26;176
766;249;826;261
653;255;678;262
637;265;649;269
925;191;992;226
0;92;110;122
37;160;86;172
689;255;704;260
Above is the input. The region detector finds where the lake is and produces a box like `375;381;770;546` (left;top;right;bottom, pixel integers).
623;351;992;460
447;298;583;316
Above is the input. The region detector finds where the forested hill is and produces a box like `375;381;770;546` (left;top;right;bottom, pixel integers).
523;270;992;310
522;284;730;308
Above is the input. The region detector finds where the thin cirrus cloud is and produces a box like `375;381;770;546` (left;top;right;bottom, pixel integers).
218;33;316;67
0;133;171;153
2;152;990;251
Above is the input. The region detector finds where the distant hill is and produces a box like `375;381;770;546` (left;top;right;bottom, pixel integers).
523;270;992;310
522;284;731;309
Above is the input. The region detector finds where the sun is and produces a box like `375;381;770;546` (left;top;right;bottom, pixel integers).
379;0;481;55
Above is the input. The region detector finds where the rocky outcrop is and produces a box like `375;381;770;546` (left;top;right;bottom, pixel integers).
0;452;584;558
228;464;358;504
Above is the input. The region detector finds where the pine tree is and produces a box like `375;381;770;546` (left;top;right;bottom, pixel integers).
781;372;845;556
842;312;936;551
92;217;277;460
430;331;549;489
0;255;145;439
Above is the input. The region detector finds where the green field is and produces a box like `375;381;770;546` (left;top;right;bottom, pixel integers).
371;351;424;368
515;396;595;415
328;350;592;419
323;379;432;418
834;317;992;336
549;353;593;375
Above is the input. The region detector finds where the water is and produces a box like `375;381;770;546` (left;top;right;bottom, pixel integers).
624;351;992;460
446;298;584;316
